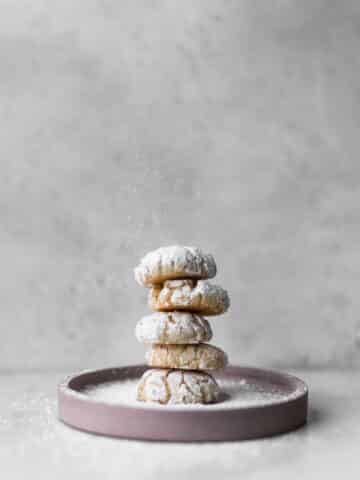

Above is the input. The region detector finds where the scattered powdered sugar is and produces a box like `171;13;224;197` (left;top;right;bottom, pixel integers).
82;376;302;409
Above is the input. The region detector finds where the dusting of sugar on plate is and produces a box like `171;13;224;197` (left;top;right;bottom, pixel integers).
82;377;302;409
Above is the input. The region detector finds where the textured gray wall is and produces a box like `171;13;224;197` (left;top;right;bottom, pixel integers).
1;0;360;371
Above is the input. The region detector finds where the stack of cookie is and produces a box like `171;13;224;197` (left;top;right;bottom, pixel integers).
134;246;230;405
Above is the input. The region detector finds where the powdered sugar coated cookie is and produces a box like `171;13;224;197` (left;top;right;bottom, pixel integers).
146;343;228;370
149;279;230;316
135;311;212;344
137;368;220;404
134;246;217;287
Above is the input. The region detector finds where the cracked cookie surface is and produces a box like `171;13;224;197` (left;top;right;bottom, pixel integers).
135;311;212;344
146;343;228;370
149;279;230;316
137;368;220;404
134;245;216;287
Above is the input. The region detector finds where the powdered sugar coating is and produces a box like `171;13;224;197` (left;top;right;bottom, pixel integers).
149;279;230;316
134;246;217;287
135;311;212;344
137;368;220;404
146;343;228;370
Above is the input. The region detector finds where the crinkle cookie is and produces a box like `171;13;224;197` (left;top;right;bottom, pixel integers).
134;245;217;287
135;311;212;344
146;343;228;370
137;368;220;405
149;279;230;316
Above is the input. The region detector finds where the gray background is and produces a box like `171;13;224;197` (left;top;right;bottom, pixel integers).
1;0;359;372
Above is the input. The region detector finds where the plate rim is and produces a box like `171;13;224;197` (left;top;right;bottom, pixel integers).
58;363;308;412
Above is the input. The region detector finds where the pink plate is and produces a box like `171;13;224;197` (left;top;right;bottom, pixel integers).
58;364;308;442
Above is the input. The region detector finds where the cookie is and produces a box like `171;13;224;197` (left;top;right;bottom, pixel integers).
137;368;220;405
149;279;230;316
135;311;212;344
146;343;228;370
134;245;217;287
